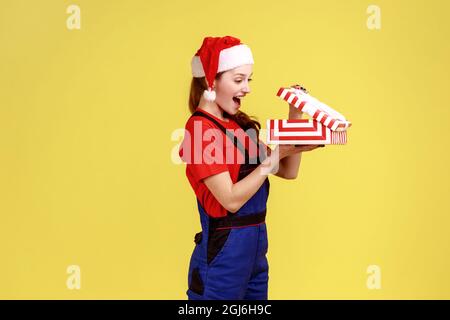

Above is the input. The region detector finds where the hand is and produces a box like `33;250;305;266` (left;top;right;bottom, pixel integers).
289;84;308;94
289;103;303;115
261;144;324;175
273;144;324;161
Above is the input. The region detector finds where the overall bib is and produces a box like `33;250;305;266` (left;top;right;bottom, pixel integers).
186;111;271;300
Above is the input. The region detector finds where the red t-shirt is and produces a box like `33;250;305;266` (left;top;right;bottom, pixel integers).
179;108;268;218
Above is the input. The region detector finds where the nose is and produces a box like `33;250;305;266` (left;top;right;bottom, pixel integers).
242;82;251;94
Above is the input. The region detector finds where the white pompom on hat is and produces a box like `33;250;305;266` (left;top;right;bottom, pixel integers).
191;36;254;102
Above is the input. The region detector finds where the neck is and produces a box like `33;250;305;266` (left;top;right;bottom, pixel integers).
198;99;228;122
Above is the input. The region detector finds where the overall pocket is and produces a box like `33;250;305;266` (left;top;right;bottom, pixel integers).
188;267;204;295
194;231;202;245
207;228;234;265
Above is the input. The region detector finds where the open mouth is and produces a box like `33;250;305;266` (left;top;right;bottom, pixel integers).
232;97;241;106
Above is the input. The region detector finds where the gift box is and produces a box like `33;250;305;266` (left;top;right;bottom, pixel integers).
276;86;352;132
267;119;347;145
267;85;352;145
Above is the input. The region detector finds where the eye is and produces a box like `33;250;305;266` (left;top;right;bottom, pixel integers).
235;78;253;83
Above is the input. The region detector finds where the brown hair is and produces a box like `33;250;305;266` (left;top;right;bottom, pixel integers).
188;72;261;138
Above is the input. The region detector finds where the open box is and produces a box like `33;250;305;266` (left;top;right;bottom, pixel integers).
267;86;352;145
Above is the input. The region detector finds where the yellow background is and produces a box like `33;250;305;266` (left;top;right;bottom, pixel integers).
1;0;449;299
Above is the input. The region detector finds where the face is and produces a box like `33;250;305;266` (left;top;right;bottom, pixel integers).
213;64;253;115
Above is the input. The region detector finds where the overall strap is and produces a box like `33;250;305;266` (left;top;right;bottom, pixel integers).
191;111;250;162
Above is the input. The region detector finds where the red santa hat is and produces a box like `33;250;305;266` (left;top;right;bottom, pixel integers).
191;36;254;102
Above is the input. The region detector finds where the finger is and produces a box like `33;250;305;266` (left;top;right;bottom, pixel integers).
294;145;312;149
294;144;323;148
297;145;323;152
294;146;314;152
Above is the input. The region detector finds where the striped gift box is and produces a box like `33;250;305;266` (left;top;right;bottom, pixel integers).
266;119;348;145
276;87;352;132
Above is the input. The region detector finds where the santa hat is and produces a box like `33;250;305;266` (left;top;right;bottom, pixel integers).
191;36;254;102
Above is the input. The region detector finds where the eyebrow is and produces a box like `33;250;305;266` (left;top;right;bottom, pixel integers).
234;73;253;77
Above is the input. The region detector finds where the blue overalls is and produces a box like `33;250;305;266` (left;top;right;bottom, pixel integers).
186;111;271;300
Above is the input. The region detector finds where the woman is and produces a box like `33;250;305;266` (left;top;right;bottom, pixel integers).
179;36;323;300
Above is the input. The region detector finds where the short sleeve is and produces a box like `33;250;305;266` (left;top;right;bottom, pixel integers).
179;118;229;183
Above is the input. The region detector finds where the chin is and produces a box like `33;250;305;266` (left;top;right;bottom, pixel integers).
231;104;242;113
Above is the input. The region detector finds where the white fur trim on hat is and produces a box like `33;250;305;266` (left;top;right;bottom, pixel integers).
203;88;216;101
191;44;254;77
